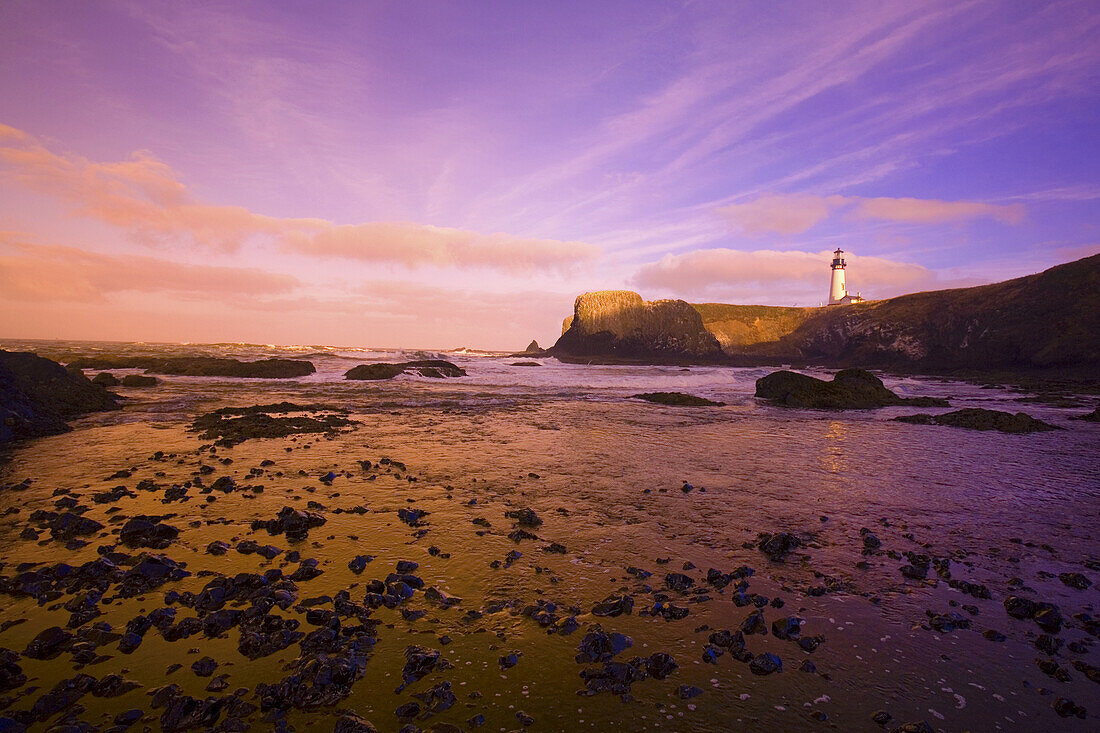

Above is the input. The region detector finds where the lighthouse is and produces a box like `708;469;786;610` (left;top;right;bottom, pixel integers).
827;248;865;305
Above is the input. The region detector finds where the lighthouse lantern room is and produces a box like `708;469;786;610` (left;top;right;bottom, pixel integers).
827;248;865;305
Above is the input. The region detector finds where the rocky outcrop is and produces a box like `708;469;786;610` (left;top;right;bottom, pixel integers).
345;360;466;380
755;369;949;409
633;392;725;407
1;351;120;443
66;356;315;378
895;408;1060;433
553;255;1099;372
747;254;1100;370
553;291;723;361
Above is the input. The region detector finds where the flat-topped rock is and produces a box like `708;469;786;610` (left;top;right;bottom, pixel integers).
895;408;1060;433
67;356;315;378
634;392;725;407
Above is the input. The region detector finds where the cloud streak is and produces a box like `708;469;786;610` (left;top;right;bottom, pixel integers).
634;248;936;303
0;125;600;272
0;237;299;303
718;194;1024;236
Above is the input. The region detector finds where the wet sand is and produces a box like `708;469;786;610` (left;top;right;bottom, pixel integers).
0;352;1097;732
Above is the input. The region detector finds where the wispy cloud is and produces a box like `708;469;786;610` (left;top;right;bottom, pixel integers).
0;125;600;272
0;236;298;303
634;248;936;304
717;194;1024;235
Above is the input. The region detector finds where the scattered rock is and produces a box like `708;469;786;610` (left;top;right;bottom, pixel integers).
756;369;948;409
895;408;1059;433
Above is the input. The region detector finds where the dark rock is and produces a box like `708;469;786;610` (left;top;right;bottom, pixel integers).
633;392;725;407
895;408;1059;433
333;714;379;733
591;594;633;617
504;508;542;527
345;360;466;380
0;350;119;443
664;573;694;592
1059;572;1092;590
24;626;74;659
1052;697;1087;719
749;653;783;675
575;628;633;663
190;403;356;446
121;374;159;387
68;356;315;378
119;517;179;549
92;372;120;386
645;652;677;679
191;657;217;677
756;369;948;409
758;532;801;561
251;506;326;541
398;646;441;690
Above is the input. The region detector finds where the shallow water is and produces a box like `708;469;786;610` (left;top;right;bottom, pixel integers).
0;339;1097;732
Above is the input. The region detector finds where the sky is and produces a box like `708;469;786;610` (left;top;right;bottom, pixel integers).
0;0;1097;349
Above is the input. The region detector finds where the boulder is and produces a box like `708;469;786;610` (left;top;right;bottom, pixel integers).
91;372;120;386
756;369;948;409
895;408;1059;433
0;350;119;443
345;360;466;380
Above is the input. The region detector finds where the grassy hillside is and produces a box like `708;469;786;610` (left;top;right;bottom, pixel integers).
690;303;816;350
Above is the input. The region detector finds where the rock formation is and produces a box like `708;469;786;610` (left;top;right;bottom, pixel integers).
895;408;1060;433
345;360;466;380
755;369;949;409
554;291;723;361
552;254;1099;373
66;356;316;378
0;351;119;443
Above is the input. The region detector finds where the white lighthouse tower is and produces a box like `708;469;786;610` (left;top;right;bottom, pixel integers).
827;248;864;305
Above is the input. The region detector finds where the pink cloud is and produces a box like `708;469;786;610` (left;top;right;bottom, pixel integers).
717;193;1025;235
633;247;935;302
850;197;1024;224
0;124;599;272
0;238;299;304
717;195;846;235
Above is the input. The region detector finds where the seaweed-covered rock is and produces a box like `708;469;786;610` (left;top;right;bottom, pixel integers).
345;360;466;380
190;403;356;447
756;369;947;409
67;356;315;378
121;374;159;387
251;506;326;541
895;408;1059;433
633;392;725;407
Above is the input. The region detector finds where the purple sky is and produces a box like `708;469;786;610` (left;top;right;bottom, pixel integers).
1;0;1097;348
